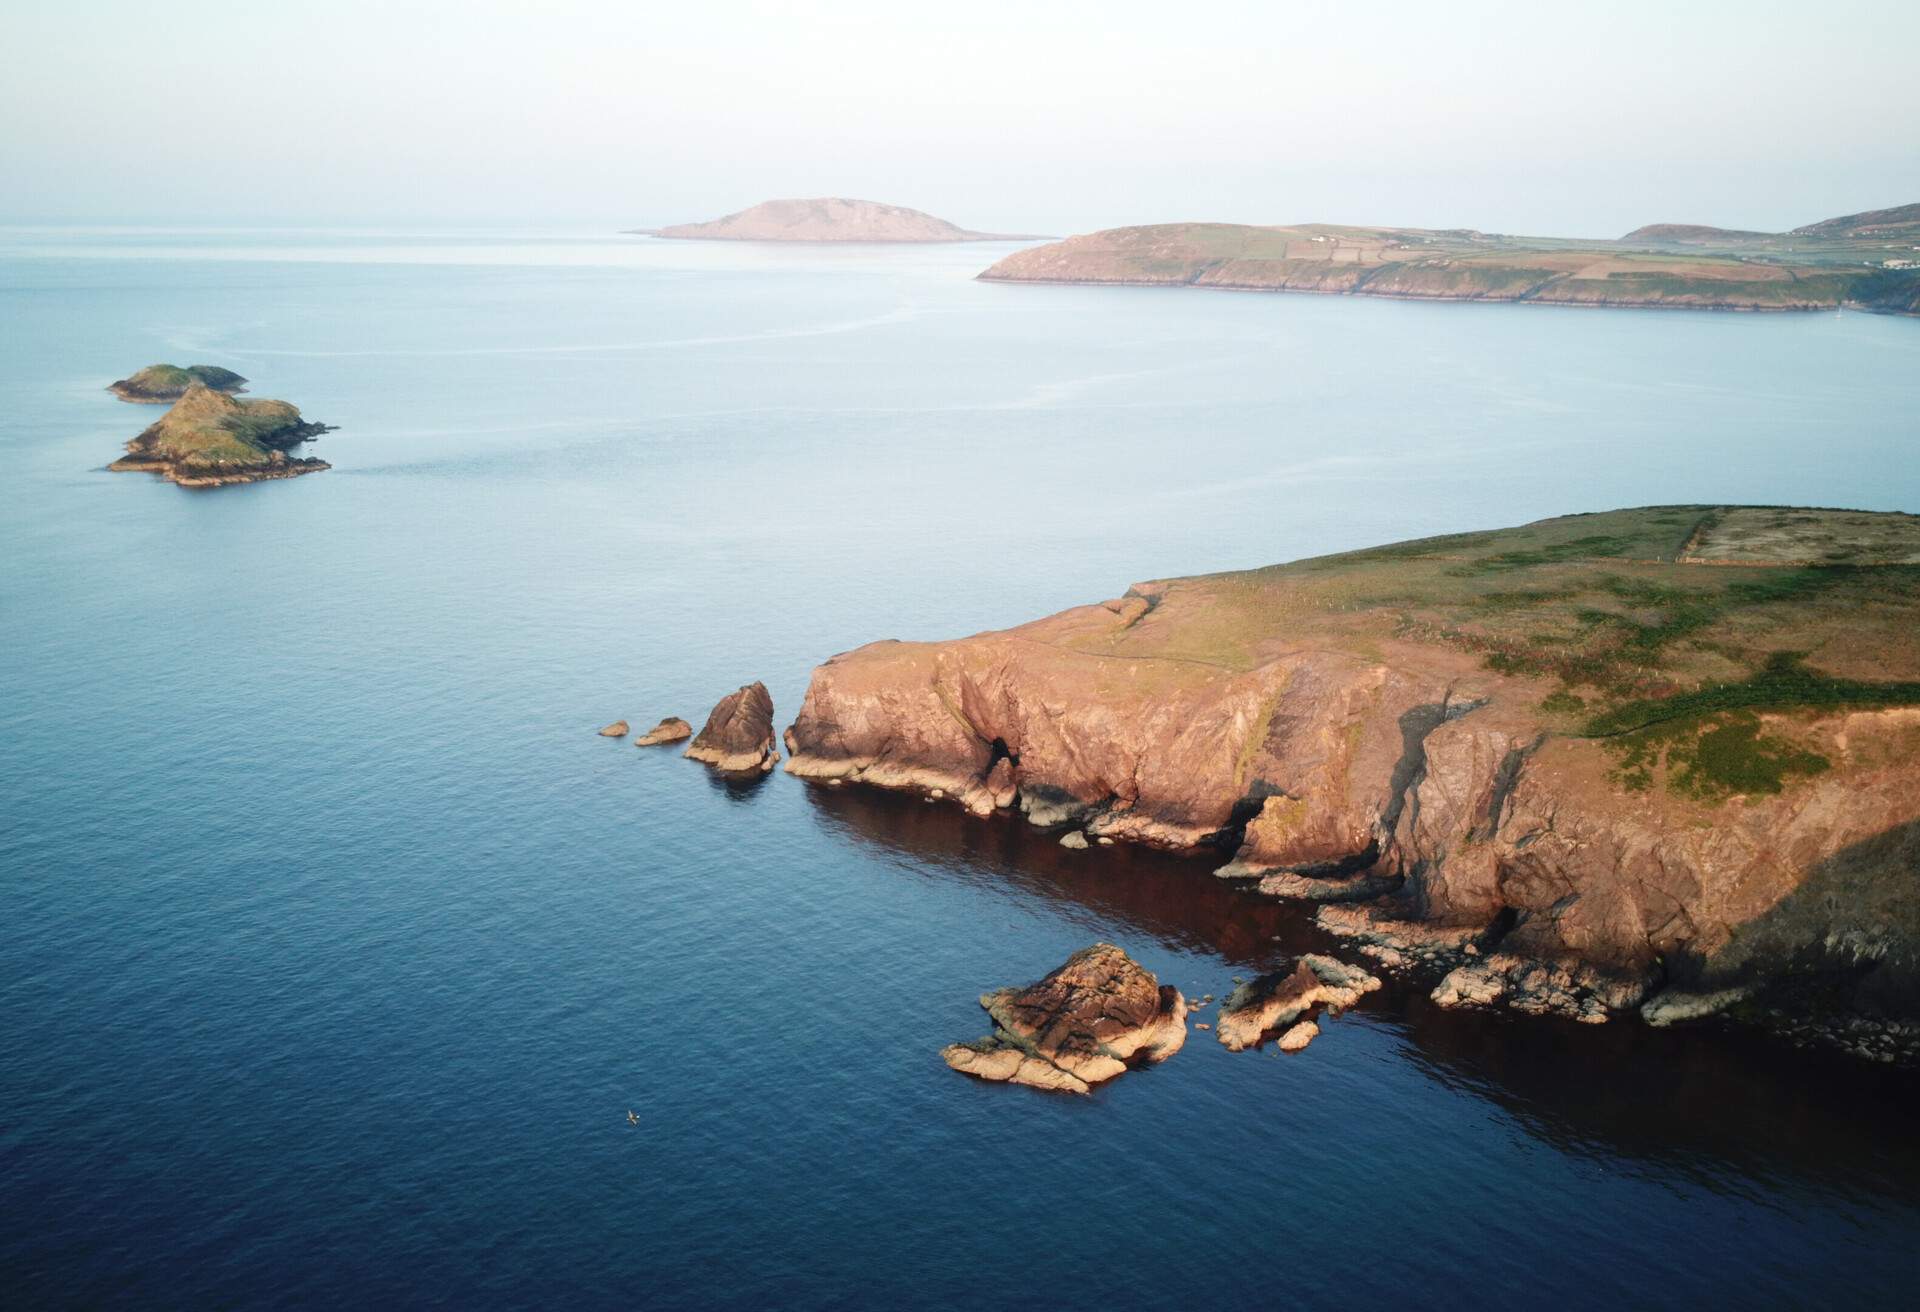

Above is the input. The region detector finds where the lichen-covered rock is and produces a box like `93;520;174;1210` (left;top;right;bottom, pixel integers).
684;683;778;772
634;717;693;747
598;720;630;737
1214;955;1381;1052
1641;986;1753;1027
941;943;1187;1094
1432;952;1647;1024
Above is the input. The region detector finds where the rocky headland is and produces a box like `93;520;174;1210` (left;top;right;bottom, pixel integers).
685;683;779;772
636;197;1039;243
787;507;1920;1053
108;382;332;487
942;943;1187;1093
977;203;1920;315
108;363;248;403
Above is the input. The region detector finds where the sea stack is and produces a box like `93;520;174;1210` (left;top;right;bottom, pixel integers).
684;683;778;772
942;943;1187;1093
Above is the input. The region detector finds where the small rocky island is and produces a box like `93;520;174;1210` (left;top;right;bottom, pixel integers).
684;683;779;772
636;197;1038;243
788;506;1920;1058
108;363;248;403
108;382;333;488
943;943;1187;1093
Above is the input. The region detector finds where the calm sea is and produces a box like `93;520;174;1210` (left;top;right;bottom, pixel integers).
2;227;1918;1309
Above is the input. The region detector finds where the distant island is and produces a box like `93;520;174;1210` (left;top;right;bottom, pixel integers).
979;202;1920;315
108;363;248;403
786;506;1920;1057
634;197;1043;243
109;382;333;488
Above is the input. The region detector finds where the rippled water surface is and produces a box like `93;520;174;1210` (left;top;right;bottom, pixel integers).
3;227;1918;1308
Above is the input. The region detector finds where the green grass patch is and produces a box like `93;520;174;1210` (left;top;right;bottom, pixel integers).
1584;651;1920;738
1602;710;1831;800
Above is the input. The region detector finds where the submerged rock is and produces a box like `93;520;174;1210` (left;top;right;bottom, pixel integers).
1641;985;1754;1027
942;943;1187;1094
598;720;630;737
684;682;779;772
1215;954;1381;1052
634;717;693;747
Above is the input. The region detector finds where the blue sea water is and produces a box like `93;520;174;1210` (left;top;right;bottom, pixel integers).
2;226;1918;1309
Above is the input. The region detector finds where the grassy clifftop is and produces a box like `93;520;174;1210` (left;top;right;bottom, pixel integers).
1056;506;1920;798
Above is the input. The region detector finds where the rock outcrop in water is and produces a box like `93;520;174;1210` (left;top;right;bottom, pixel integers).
108;363;247;403
599;720;630;737
635;717;693;747
942;943;1187;1093
685;683;778;772
788;507;1920;1050
108;382;332;487
1214;955;1381;1052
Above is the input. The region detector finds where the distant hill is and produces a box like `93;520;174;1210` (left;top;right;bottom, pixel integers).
1791;202;1920;240
1618;223;1769;244
636;198;1040;243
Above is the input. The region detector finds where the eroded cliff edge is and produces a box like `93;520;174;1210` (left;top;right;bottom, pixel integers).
785;507;1920;1032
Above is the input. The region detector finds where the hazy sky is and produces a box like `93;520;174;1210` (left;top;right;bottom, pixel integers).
4;0;1916;235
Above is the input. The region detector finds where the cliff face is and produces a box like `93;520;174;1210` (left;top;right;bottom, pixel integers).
786;508;1920;1024
642;198;1036;243
978;217;1920;315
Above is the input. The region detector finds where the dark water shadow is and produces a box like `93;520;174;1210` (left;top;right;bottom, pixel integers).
701;767;775;802
802;780;1920;1206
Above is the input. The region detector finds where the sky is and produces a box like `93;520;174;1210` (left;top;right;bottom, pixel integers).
3;0;1916;235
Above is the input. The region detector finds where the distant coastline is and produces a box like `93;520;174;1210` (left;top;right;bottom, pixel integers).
978;202;1920;316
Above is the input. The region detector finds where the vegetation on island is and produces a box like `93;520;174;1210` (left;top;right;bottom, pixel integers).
109;382;332;487
108;363;248;403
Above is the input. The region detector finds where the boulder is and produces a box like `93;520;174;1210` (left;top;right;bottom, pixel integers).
942;943;1187;1094
684;683;778;772
1059;830;1089;850
598;720;630;737
634;717;693;747
1277;1020;1320;1052
1215;954;1381;1052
